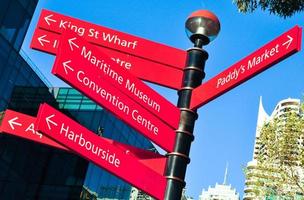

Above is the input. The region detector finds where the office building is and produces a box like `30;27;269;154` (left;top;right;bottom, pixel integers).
243;97;303;200
0;0;49;110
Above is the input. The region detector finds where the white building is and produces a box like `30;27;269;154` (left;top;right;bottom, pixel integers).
199;165;240;200
243;97;302;199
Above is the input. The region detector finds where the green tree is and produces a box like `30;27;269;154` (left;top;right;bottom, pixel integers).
233;0;304;18
245;106;304;199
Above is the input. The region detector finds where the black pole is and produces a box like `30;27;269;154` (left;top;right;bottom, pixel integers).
164;37;209;200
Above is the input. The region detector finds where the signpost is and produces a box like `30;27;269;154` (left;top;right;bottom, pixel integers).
0;109;68;151
35;103;167;200
31;28;183;89
37;9;186;69
52;31;177;152
26;8;303;200
190;25;302;110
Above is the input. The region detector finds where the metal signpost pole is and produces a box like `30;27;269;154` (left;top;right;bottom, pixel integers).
164;10;220;200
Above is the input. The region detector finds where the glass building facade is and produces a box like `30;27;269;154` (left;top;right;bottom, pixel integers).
0;0;47;110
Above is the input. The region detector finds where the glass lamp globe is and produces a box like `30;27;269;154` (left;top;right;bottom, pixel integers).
185;10;220;45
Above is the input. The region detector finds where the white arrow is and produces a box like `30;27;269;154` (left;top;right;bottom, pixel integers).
282;35;293;49
62;60;74;74
8;117;22;130
46;114;58;130
68;37;79;51
38;35;50;47
44;14;57;26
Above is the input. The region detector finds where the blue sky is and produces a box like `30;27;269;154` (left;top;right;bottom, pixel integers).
22;0;304;199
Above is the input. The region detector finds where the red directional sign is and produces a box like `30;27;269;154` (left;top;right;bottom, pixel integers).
52;32;177;152
31;28;183;90
57;30;180;129
37;9;186;70
0;109;67;151
0;110;166;175
191;25;302;109
35;103;167;200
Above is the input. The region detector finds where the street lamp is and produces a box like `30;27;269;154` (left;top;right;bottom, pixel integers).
164;10;220;200
185;10;220;46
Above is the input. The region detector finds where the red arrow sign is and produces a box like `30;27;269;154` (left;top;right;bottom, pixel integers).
0;109;166;175
35;103;167;200
57;31;180;129
52;32;177;152
31;28;183;90
37;9;186;70
0;109;68;151
191;25;302;110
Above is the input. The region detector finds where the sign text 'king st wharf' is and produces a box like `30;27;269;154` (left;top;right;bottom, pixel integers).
35;103;167;200
52;31;177;152
38;9;186;70
190;25;302;109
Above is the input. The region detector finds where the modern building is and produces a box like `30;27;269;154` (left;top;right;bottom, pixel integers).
243;97;303;200
0;0;49;109
0;0;158;199
199;165;240;200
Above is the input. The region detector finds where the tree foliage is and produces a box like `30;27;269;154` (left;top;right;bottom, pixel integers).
233;0;304;18
245;104;304;200
245;106;304;199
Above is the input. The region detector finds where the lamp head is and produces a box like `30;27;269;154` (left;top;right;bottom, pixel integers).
185;10;220;45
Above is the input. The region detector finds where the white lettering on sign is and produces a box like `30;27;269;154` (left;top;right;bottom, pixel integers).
60;123;121;167
57;20;138;49
216;44;280;89
131;110;159;135
247;44;279;70
111;57;132;70
125;80;160;112
81;46;124;85
25;123;43;138
102;33;138;50
76;70;130;114
80;46;161;113
88;28;100;39
74;69;160;136
216;66;245;88
59;20;86;37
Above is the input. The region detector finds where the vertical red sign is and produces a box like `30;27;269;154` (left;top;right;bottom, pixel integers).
191;26;302;109
35;103;166;200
